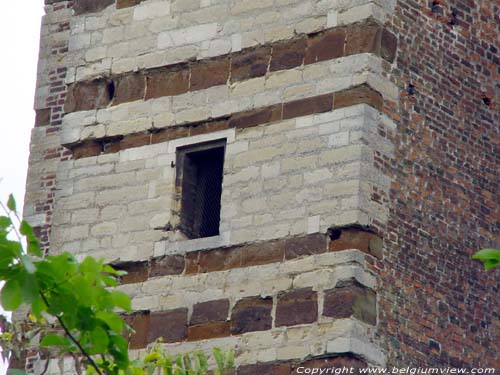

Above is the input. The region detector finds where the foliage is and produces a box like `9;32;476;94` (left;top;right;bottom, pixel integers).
472;248;500;270
0;195;234;375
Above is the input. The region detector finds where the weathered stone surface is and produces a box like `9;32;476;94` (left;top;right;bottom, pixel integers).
284;233;327;260
65;80;112;113
270;38;306;71
334;84;383;111
73;0;114;15
190;299;230;325
124;311;150;349
230;297;272;334
112;73;146;106
323;280;376;325
145;67;190;99
282;94;333;120
380;29;398;63
345;21;381;56
230;46;271;82
190;57;230;91
305;29;345;64
150;255;185;277
148;308;188;343
187;322;231;341
275;288;318;327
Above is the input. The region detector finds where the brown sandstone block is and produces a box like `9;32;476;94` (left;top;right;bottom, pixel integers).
65;79;112;113
190;119;230;136
151;127;191;144
112;73;146;106
73;0;115;15
35;108;51;127
329;226;383;259
240;240;285;267
148;308;188;343
145;67;190;99
187;322;231;341
381;29;398;62
119;133;151;151
284;233;327;260
345;21;382;56
305;29;346;64
198;247;242;273
282;94;334;120
229;105;282;129
230;296;272;334
114;261;149;284
230;46;271;82
275;288;318;327
72;141;102;159
124;311;150;349
185;251;200;275
191;299;230;325
116;0;144;9
191;57;230;91
323;280;376;325
270;38;307;71
150;255;185;277
334;84;384;111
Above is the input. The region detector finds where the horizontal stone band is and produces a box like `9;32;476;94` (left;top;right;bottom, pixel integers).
124;280;376;348
63;19;396;114
67;83;384;158
114;228;382;285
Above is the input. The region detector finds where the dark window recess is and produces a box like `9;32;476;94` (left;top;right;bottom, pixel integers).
176;140;226;239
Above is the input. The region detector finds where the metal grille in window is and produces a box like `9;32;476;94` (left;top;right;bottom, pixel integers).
176;140;226;239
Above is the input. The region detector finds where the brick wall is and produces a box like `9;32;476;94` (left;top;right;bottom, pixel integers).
372;0;500;368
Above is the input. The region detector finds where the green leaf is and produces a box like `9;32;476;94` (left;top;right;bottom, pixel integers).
1;279;22;311
19;273;39;303
103;264;127;277
31;296;47;318
7;194;16;212
96;311;124;332
225;349;234;370
111;291;131;312
212;348;224;372
20;220;42;257
89;326;109;353
0;216;12;229
40;334;71;347
484;259;500;270
472;248;500;261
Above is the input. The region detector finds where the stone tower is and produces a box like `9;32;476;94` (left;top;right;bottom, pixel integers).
23;0;499;372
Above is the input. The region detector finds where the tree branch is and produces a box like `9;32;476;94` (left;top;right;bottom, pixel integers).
39;292;104;375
